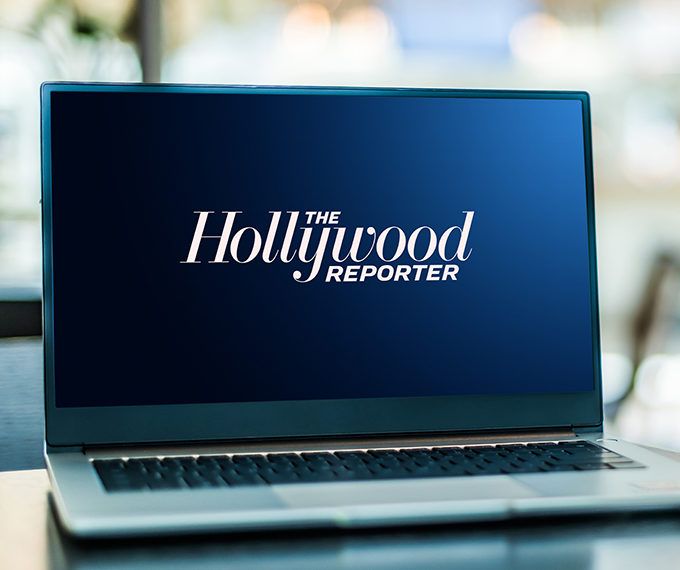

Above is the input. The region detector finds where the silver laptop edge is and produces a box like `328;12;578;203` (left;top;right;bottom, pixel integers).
45;432;680;538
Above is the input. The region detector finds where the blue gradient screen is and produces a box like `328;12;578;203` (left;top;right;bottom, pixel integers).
49;90;595;407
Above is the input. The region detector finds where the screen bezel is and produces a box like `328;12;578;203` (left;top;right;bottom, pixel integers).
41;82;603;447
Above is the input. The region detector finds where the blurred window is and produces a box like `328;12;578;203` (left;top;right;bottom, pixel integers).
1;0;680;385
0;0;140;294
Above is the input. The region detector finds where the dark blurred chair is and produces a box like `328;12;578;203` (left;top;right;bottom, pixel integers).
0;298;43;471
608;251;680;418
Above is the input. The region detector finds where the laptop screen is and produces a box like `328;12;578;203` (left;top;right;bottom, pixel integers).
48;89;595;409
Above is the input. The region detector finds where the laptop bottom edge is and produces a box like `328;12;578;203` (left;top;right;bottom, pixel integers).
46;436;680;539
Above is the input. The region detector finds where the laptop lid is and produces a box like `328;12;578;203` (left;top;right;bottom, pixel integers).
41;83;602;447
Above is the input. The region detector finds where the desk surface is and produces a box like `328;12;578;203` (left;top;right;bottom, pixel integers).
4;469;680;570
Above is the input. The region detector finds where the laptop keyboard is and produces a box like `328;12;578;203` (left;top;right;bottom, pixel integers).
93;441;644;493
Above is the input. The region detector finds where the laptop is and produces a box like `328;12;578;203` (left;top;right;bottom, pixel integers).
41;83;680;538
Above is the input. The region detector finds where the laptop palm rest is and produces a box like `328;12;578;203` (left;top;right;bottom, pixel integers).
276;476;536;509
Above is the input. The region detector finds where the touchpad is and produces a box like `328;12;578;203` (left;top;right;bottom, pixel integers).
276;477;536;508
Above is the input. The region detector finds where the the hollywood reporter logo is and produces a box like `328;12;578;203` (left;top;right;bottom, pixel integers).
182;210;475;283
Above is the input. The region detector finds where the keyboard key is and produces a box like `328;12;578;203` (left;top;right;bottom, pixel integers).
222;472;264;486
550;456;609;465
148;477;185;490
574;463;612;470
541;464;577;472
260;470;301;484
475;465;504;475
183;474;215;488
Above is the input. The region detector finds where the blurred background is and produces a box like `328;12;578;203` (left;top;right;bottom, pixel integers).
2;0;680;470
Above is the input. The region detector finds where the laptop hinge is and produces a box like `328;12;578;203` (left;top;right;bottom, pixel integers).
45;442;84;454
573;424;604;436
83;428;579;459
